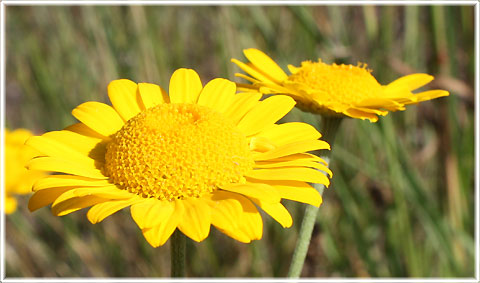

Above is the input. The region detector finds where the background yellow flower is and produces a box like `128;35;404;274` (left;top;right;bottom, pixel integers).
4;129;45;214
232;48;449;122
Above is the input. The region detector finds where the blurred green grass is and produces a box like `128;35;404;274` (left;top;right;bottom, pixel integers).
5;5;475;277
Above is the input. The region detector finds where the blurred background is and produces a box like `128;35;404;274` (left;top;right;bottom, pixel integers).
5;5;475;278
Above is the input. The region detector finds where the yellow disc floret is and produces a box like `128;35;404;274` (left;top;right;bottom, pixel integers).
287;60;382;108
104;103;254;201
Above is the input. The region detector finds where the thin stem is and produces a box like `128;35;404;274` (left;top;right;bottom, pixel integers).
171;229;186;277
287;115;343;278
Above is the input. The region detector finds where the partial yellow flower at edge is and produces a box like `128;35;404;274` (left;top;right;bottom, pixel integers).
4;129;46;214
231;48;449;122
25;68;332;247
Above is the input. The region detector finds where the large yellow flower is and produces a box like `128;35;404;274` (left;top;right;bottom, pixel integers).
232;49;449;122
26;68;331;247
4;129;46;214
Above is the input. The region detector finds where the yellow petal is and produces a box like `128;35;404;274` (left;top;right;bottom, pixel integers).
131;199;175;229
236;84;260;93
243;48;288;82
254;139;330;161
255;159;332;177
264;153;327;164
223;92;262;125
260;80;305;97
71;186;133;199
220;182;280;203
246;167;330;186
214;225;252;243
138;82;168;109
235;195;263;241
26;157;107;179
197;78;236;113
87;198;140;224
410;90;450;103
249;136;276;152
209;192;263;242
355;107;389;116
33;175;111;191
386;96;416;104
356;98;404;111
231;58;276;84
42;130;106;162
71;102;124;137
50;189;90;207
28;187;73;212
169;68;202;104
234;73;261;84
25;136;98;167
386;73;434;92
64;123;107;140
5;128;31;144
248;179;322;207
277;185;322;207
46;186;128;209
177;198;211;242
5;196;18;214
344;108;380;122
209;191;255;243
141;200;184;247
52;195;107;216
237;95;296;136
256;122;321;146
206;192;244;236
6;170;42;195
251;199;292;228
108;79;141;121
287;64;301;74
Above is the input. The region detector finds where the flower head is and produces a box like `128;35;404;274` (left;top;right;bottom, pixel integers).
4;129;46;214
26;68;331;247
232;49;449;122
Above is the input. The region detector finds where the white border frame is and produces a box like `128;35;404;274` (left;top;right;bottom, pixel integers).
0;0;478;5
1;0;5;282
0;1;478;282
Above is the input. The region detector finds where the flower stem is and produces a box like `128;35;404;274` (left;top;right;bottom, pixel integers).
287;115;343;278
171;229;186;277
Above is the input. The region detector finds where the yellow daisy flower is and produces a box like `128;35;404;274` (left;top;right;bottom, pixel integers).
232;49;449;122
4;129;46;214
26;68;331;247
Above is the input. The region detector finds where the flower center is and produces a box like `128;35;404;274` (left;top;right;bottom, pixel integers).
104;103;254;200
287;60;382;108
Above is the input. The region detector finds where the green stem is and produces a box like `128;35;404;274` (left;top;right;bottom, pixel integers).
287;115;343;278
171;229;186;277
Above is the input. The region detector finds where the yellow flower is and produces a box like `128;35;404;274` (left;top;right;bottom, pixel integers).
4;129;46;214
232;49;449;122
26;68;331;247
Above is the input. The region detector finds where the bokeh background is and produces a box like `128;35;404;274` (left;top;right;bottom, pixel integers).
4;5;475;278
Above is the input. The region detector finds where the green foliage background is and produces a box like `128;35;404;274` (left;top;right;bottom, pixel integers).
5;5;475;277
